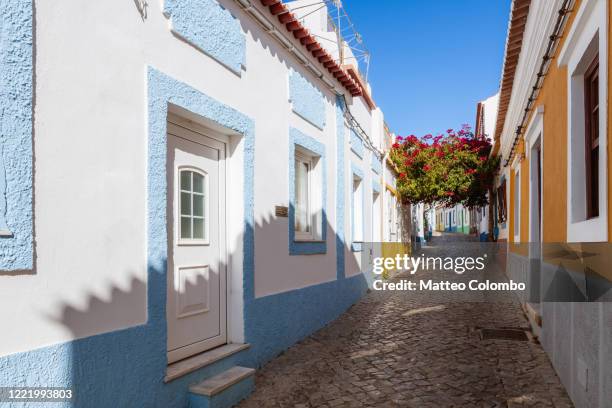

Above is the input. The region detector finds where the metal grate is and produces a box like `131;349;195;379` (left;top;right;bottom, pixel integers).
479;328;530;342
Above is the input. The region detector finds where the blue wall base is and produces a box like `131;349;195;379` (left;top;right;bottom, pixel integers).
0;273;367;407
246;273;368;366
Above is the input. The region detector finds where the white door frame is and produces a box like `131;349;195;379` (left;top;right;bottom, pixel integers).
526;107;544;247
167;113;231;362
525;108;544;305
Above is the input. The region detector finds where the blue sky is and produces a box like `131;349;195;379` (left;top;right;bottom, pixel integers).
343;0;511;136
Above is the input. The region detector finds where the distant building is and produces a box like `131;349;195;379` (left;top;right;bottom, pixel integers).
474;92;500;240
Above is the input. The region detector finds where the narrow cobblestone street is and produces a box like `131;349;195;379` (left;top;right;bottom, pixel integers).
239;234;573;408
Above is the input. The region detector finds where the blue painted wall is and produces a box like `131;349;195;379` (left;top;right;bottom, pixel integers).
288;128;327;255
0;0;33;270
335;97;346;280
164;0;246;74
289;70;326;129
372;180;382;194
349;130;364;159
371;154;382;175
245;274;367;365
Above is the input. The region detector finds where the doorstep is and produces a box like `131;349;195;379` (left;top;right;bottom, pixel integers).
187;366;255;408
522;302;542;339
165;343;250;383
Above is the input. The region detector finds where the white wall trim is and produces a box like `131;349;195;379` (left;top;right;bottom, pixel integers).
525;108;543;245
557;0;600;66
561;0;608;242
500;0;564;161
512;159;521;243
525;105;544;152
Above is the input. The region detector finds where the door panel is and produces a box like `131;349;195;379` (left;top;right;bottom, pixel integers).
166;121;227;363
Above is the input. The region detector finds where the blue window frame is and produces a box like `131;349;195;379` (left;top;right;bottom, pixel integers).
0;0;34;271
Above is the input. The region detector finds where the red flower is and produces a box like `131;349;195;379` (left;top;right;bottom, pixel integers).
465;168;476;175
423;164;431;172
392;143;400;149
396;135;403;141
399;172;406;179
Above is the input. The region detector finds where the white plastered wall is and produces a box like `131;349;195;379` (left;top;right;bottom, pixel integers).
0;0;377;357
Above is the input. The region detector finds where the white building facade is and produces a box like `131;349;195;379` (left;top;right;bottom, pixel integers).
474;92;499;240
0;0;402;406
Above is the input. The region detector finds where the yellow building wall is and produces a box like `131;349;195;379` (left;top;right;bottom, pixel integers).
538;62;569;243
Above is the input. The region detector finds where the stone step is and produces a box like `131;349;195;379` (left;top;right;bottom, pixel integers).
523;302;542;339
187;366;255;408
165;343;250;382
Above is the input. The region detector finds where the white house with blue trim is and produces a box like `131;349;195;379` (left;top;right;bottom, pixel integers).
0;0;405;406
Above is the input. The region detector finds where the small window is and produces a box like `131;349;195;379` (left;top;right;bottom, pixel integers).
294;150;322;241
353;175;363;242
179;169;207;242
294;154;311;237
585;54;599;219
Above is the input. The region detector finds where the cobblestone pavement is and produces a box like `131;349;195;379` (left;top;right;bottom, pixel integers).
238;233;573;407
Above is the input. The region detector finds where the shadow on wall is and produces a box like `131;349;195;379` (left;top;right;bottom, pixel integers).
0;2;379;403
7;215;369;407
224;0;340;108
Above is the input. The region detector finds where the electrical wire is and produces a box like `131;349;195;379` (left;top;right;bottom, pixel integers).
295;4;326;20
340;94;384;161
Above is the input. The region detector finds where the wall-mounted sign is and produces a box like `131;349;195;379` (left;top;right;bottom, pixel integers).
275;205;288;218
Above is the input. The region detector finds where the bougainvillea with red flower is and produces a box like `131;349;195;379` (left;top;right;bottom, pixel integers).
389;124;499;207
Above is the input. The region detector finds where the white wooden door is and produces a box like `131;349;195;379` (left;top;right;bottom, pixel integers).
166;119;227;363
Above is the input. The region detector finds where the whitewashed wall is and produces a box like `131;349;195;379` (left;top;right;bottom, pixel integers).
0;0;380;357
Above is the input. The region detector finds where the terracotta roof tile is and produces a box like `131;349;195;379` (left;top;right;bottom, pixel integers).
492;0;531;156
258;0;362;96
